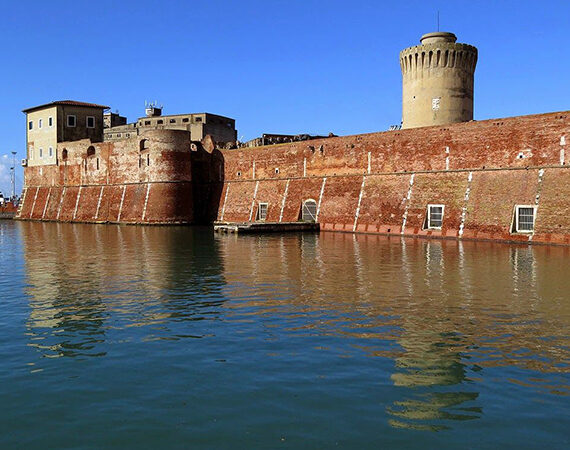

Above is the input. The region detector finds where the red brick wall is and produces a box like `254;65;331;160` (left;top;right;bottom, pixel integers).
17;110;570;245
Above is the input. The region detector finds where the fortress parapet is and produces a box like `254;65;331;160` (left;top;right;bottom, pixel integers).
400;32;477;129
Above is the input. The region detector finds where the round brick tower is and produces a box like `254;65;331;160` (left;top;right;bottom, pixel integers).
400;32;477;129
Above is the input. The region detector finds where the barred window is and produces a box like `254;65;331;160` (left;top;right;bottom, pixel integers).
257;202;268;221
301;199;317;222
515;206;536;232
427;204;444;229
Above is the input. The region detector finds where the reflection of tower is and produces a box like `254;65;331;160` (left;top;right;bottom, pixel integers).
400;32;478;129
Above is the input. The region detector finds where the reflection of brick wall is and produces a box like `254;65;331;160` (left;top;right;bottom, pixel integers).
16;110;570;245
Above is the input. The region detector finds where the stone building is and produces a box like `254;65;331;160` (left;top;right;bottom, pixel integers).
22;100;108;167
103;112;127;129
104;105;237;146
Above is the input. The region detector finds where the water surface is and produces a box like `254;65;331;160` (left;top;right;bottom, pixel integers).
0;221;568;448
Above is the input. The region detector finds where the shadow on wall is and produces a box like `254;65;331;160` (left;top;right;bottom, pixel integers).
191;137;225;224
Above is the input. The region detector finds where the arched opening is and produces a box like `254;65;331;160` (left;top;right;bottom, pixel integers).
300;199;318;222
140;139;149;151
61;149;68;160
87;146;96;157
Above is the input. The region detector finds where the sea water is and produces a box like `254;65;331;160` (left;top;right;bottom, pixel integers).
0;221;568;448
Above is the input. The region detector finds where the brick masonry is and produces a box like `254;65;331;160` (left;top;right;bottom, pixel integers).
17;111;570;245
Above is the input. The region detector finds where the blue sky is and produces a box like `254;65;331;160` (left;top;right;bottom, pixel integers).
1;0;569;195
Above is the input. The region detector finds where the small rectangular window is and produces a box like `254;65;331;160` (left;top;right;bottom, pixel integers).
157;120;164;125
86;116;95;128
39;148;43;158
145;120;151;125
48;146;53;157
29;148;34;160
427;204;444;229
67;115;76;127
170;119;176;123
257;202;268;221
182;118;189;123
195;117;202;123
48;117;53;127
38;119;43;129
28;121;33;130
514;205;536;233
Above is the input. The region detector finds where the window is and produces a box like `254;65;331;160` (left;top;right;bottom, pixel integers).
61;149;68;160
275;168;280;174
67;115;76;127
182;118;189;123
426;204;444;229
30;148;34;160
86;116;95;128
514;205;536;233
39;148;43;158
38;119;43;129
257;203;268;221
432;97;441;111
87;146;96;157
48;146;53;157
145;120;151;125
157;120;163;125
195;117;202;122
48;117;53;127
28;121;33;130
140;139;149;151
170;119;176;123
301;199;317;222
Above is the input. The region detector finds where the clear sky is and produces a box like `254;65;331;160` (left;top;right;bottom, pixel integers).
1;0;569;195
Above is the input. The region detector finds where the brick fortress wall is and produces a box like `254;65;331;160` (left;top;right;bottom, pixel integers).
215;111;570;245
19;129;204;224
17;111;570;245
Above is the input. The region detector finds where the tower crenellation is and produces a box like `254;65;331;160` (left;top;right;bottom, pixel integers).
400;32;478;129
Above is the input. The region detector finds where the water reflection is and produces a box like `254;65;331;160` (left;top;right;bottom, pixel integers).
217;232;569;430
21;222;226;358
18;223;570;433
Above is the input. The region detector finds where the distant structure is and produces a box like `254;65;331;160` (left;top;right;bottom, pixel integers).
400;32;477;129
104;103;237;146
103;111;127;129
22;100;108;167
244;132;337;148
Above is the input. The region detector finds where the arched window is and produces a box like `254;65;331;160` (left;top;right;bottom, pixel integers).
87;146;96;157
140;139;149;151
61;149;68;160
301;199;317;222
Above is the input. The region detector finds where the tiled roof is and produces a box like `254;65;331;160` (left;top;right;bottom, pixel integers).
22;100;110;113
